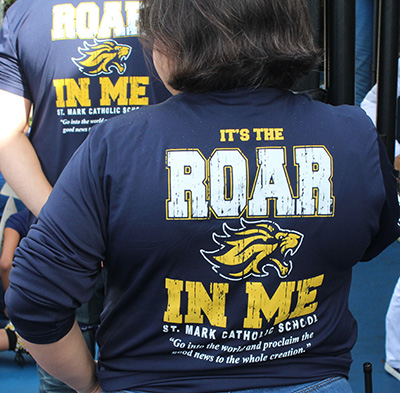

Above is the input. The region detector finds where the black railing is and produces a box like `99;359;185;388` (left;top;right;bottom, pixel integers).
376;0;400;163
326;0;356;106
296;0;400;163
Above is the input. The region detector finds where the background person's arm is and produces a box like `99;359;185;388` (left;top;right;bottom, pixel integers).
0;227;20;293
6;126;106;391
21;320;101;393
0;90;53;217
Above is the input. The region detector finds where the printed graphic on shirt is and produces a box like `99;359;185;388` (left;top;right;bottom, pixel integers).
163;273;324;365
163;142;329;366
51;2;150;135
51;1;140;40
72;39;132;76
166;146;335;219
200;219;303;280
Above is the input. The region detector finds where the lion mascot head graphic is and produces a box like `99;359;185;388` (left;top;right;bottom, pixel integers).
200;219;303;281
72;39;132;76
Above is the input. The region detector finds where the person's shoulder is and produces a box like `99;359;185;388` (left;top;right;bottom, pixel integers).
300;94;376;130
3;0;36;17
7;208;29;223
86;98;175;145
332;102;375;124
288;93;379;153
5;208;29;233
0;0;41;33
297;91;365;116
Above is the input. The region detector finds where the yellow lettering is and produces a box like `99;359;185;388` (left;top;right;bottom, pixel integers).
253;128;285;141
185;281;229;327
164;276;323;330
265;129;275;140
290;275;324;319
129;76;149;105
53;79;66;108
99;77;129;106
253;128;263;141
275;128;284;140
164;278;184;323
226;129;236;142
240;128;250;141
64;78;91;107
220;129;227;142
243;281;296;328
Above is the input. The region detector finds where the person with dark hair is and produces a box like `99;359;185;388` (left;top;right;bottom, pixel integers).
5;1;400;392
139;0;319;92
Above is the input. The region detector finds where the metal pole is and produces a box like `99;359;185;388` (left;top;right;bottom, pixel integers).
363;362;373;393
371;0;380;84
327;0;356;105
376;0;400;163
292;0;324;99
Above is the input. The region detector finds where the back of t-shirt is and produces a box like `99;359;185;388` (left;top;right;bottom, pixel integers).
0;0;171;185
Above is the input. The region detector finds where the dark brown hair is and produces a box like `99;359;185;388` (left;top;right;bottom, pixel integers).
140;0;321;92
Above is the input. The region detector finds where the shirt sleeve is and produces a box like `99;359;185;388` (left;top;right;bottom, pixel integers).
5;208;30;238
360;83;378;125
6;129;108;344
0;5;32;99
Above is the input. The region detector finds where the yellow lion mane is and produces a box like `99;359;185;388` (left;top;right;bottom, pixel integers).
72;39;131;76
200;219;303;280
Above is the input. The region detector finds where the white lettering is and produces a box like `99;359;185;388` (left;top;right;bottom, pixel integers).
76;3;100;39
249;148;295;217
52;1;140;41
166;150;209;219
166;147;334;219
209;149;248;218
295;147;334;216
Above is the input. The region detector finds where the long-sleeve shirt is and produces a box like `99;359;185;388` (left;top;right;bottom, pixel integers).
7;87;400;392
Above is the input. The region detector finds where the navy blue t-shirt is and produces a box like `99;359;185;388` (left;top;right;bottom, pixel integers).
7;88;400;392
0;0;170;185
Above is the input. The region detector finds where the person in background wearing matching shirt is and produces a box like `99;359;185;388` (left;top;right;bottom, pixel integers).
0;0;170;391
